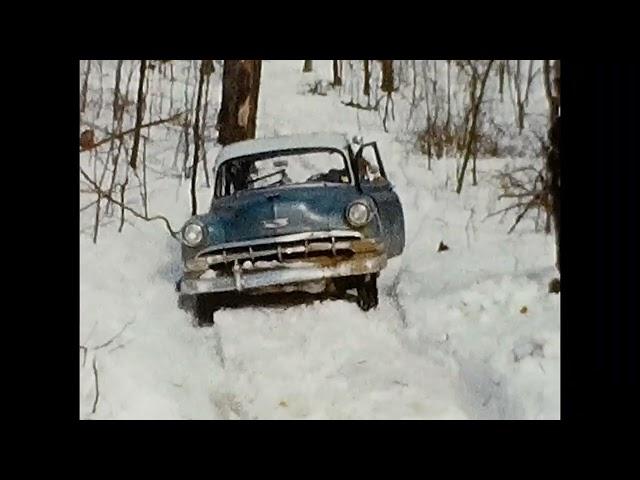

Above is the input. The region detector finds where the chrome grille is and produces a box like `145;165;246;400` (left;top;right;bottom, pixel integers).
195;231;362;267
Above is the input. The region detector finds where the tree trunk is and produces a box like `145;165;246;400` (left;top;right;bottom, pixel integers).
96;61;104;119
469;74;478;186
543;60;559;125
80;60;92;114
509;60;525;134
423;61;432;168
93;192;101;244
380;60;395;131
303;60;313;72
200;62;213;188
545;60;561;274
472;142;478;186
523;59;535;107
498;60;505;103
363;60;371;100
406;60;418;129
129;60;147;170
431;61;441;130
217;60;262;146
332;60;342;87
142;137;148;217
182;62;193;177
456;61;494;194
105;61;125;216
191;60;206;216
380;60;394;93
445;60;451;131
517;103;525;133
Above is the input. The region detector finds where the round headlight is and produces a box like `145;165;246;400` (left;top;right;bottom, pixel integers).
346;201;371;227
182;222;204;247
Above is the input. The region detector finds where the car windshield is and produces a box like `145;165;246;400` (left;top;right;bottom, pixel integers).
215;148;351;197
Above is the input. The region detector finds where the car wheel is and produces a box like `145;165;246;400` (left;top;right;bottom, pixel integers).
328;278;349;299
356;274;379;311
193;294;217;327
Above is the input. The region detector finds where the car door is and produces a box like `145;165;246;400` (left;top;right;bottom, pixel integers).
353;142;405;257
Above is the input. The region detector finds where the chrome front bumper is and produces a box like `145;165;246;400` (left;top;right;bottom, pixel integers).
178;252;387;295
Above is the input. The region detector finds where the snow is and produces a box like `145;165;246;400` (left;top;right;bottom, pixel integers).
80;60;560;419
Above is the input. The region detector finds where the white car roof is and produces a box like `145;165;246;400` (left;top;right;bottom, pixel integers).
214;132;351;169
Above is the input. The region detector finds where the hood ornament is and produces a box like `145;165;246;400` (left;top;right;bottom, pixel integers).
262;218;289;229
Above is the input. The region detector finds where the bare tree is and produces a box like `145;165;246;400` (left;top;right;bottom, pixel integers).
498;60;505;103
181;61;193;177
431;60;440;126
543;60;560;125
422;60;433;168
483;60;558;236
468;72;479;185
487;165;550;234
406;60;418;130
96;61;104;119
507;60;538;134
380;60;395;132
199;60;215;188
217;60;262;146
129;60;147;169
104;60;125;217
169;61;176;114
80;60;92;114
81;61;198;245
332;60;342;87
363;60;371;104
303;60;313;72
544;60;561;276
142;137;148;217
111;60;123;129
456;60;494;194
190;60;207;216
445;60;452;131
380;60;395;93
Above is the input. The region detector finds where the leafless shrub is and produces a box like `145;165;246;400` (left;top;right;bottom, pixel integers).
486;164;551;234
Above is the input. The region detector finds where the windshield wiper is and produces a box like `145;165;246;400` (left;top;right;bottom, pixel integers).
245;168;286;185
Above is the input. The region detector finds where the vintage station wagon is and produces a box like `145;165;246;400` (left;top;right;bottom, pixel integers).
177;133;405;325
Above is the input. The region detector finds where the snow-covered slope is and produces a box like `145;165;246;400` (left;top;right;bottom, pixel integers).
79;60;560;419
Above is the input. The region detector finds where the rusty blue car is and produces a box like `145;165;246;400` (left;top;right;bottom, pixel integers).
177;133;405;325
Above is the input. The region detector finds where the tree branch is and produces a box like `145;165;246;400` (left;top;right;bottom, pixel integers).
79;111;185;153
484;202;529;219
92;321;134;351
91;356;99;414
80;200;98;212
508;199;536;234
79;167;180;239
129;60;147;170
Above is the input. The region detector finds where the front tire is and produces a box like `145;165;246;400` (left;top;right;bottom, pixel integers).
193;294;217;327
356;274;379;311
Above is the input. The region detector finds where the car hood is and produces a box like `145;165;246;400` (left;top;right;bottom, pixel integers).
198;183;373;245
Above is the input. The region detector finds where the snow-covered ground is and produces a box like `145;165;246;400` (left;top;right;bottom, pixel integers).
80;60;560;419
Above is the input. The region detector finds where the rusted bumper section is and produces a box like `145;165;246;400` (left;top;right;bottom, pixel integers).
178;249;387;295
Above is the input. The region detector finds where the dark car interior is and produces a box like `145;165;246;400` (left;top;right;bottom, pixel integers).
215;148;353;197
